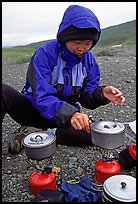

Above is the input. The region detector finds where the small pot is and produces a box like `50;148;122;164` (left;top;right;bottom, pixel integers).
91;121;125;149
22;131;57;161
102;175;136;202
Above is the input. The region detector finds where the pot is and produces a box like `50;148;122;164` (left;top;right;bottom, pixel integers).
22;131;57;161
102;175;136;202
91;121;125;149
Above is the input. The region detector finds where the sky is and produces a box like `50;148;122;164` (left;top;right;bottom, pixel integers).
2;2;136;47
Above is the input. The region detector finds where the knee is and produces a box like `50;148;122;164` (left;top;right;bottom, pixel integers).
2;84;10;120
2;83;17;99
2;84;15;120
2;83;11;97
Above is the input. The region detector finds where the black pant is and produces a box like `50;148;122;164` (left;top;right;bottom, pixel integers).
2;83;92;146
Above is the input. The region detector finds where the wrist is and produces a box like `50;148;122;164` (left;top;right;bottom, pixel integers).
101;86;110;103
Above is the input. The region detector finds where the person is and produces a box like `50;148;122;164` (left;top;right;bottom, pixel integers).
2;5;125;154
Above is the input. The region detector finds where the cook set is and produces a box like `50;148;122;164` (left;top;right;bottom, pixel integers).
23;131;57;161
22;119;136;202
102;174;136;202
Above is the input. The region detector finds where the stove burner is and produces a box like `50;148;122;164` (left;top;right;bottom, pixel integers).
94;147;121;184
25;157;53;173
25;156;57;195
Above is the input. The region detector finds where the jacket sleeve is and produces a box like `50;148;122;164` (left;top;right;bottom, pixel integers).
27;45;79;126
80;86;110;109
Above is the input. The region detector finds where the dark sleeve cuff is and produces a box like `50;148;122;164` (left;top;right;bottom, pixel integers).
55;103;79;127
90;86;111;105
79;86;111;110
100;86;111;104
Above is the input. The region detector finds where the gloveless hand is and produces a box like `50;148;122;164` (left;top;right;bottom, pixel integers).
71;112;91;133
102;86;125;106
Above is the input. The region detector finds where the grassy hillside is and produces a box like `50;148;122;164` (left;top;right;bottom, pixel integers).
2;47;35;64
98;20;136;47
15;39;54;50
2;20;136;64
13;20;136;49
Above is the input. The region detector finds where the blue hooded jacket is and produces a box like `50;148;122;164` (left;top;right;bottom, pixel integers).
22;5;110;127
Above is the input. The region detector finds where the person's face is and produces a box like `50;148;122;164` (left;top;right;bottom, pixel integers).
65;40;93;57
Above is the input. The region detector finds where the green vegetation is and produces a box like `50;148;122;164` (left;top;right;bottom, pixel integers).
98;20;136;47
2;47;36;64
2;39;54;64
2;20;136;64
93;48;114;57
21;39;54;49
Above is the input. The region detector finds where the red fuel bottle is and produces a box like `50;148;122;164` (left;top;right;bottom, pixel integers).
95;159;120;184
29;167;56;195
129;143;136;160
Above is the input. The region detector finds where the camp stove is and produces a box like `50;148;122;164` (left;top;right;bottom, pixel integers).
25;157;56;195
94;148;120;184
90;120;126;184
22;131;57;195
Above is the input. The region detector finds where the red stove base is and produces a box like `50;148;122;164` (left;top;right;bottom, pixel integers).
29;171;56;195
95;159;120;184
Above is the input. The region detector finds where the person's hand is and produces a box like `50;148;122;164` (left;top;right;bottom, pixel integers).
102;86;125;106
71;112;90;133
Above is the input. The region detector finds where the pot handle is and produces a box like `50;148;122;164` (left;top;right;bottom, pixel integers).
88;115;103;124
121;182;127;188
35;135;43;142
88;115;97;124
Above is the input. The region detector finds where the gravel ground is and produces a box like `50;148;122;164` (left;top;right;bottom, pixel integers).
2;46;136;202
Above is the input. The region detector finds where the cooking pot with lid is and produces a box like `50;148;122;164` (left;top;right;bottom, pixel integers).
102;174;136;202
22;131;57;160
91;121;125;149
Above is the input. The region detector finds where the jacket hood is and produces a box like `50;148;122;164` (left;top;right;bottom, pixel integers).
57;5;101;48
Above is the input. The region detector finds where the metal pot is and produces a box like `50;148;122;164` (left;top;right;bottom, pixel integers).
102;175;136;202
22;131;57;161
91;121;125;149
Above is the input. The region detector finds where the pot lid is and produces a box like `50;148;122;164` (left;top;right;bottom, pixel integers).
103;175;136;202
92;121;125;134
23;131;56;148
